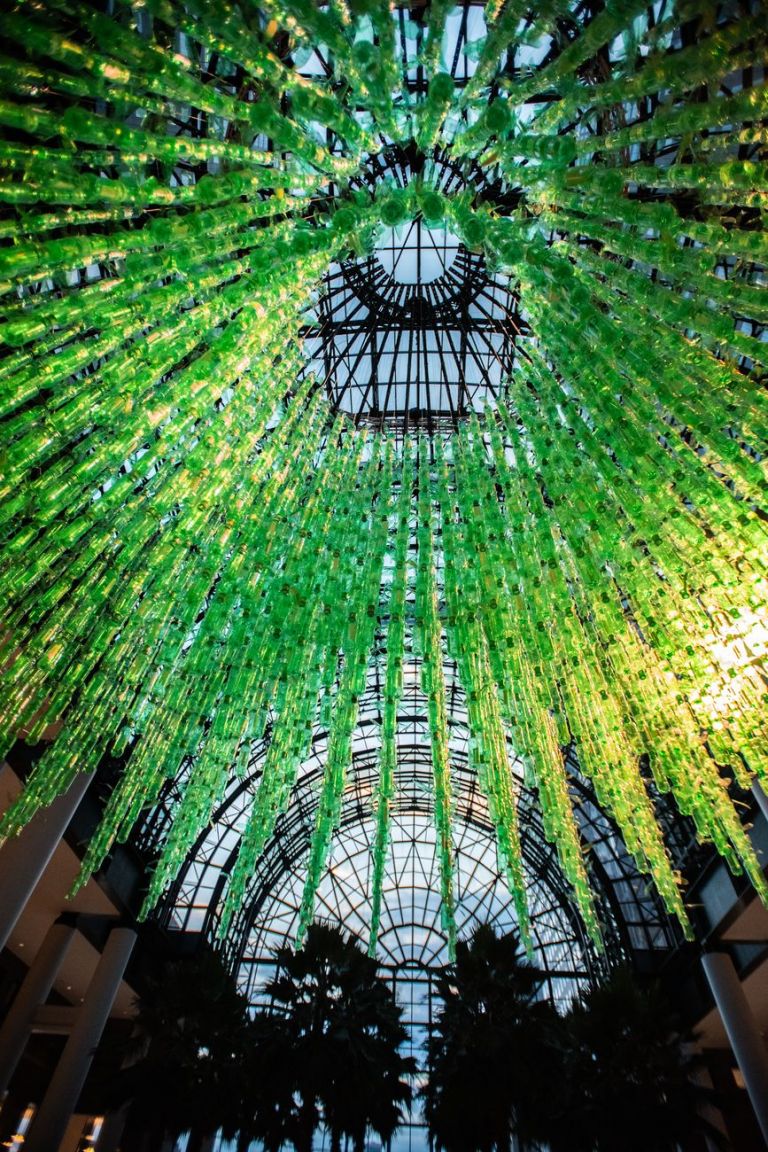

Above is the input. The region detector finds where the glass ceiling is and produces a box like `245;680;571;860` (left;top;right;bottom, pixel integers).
303;147;525;426
145;659;680;991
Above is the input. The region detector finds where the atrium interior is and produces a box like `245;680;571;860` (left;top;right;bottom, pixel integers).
0;0;767;1149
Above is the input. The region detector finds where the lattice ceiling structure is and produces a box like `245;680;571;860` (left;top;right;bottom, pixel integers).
0;0;767;985
302;142;526;426
141;672;683;1008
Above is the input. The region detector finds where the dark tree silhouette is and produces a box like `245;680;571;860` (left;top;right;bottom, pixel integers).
424;923;563;1152
546;966;724;1152
107;949;253;1152
257;921;415;1152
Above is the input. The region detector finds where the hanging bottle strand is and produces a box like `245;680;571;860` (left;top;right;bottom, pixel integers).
4;371;325;840
532;13;766;136
369;446;414;957
520;300;768;785
486;399;691;926
214;424;370;935
435;434;535;951
129;385;336;910
0;273;326;757
415;438;457;956
297;440;395;944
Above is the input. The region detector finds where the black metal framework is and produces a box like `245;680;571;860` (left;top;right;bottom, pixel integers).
288;2;580;99
143;653;681;986
303;145;527;429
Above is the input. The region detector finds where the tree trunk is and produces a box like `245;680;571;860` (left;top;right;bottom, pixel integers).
294;1100;315;1152
149;1124;169;1152
120;1113;165;1152
186;1126;215;1152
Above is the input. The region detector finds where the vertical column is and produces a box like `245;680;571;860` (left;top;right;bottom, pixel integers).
24;926;136;1152
701;951;768;1144
0;918;77;1094
0;772;94;954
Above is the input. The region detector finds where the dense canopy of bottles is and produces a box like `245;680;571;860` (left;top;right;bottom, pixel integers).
0;0;766;952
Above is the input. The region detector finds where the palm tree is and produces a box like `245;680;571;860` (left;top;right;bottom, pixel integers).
423;923;563;1152
546;966;724;1152
256;921;415;1152
107;948;254;1152
237;1009;306;1152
